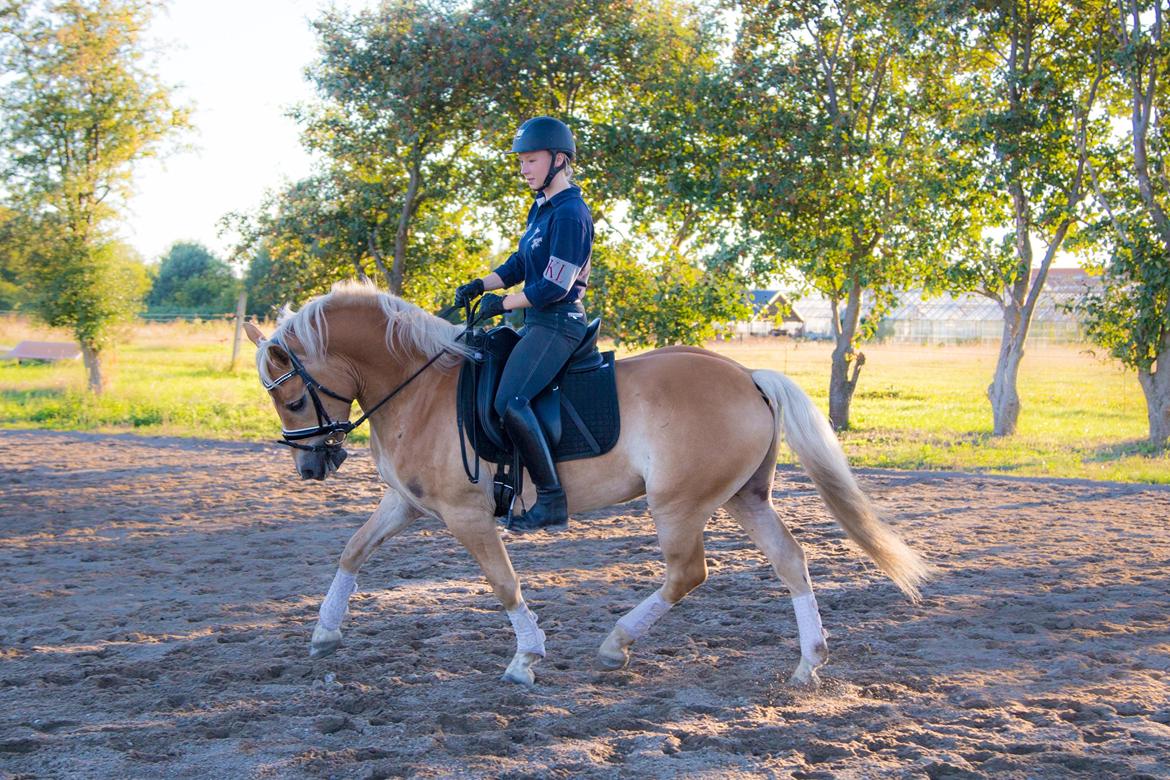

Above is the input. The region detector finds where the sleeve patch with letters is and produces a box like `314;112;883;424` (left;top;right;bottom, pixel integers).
543;255;581;291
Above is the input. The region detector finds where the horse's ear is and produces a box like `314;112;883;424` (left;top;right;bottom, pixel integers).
244;322;266;345
266;341;291;369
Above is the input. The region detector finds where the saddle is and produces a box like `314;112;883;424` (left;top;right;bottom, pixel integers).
456;318;621;516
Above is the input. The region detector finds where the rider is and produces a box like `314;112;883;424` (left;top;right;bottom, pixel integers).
453;116;593;533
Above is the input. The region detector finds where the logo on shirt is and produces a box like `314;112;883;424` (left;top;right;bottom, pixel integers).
528;226;543;249
543;255;581;291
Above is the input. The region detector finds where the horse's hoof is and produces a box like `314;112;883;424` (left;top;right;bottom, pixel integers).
597;626;632;670
788;658;821;689
501;666;536;685
596;650;629;671
309;625;341;659
310;640;340;659
502;651;540;686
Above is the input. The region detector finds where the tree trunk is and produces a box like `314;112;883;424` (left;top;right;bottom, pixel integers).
827;283;866;431
1137;360;1170;447
988;313;1025;436
828;346;866;431
80;339;104;394
367;230;394;293
391;159;423;297
351;254;369;281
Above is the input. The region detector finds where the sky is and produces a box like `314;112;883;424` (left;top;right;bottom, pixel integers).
121;0;368;266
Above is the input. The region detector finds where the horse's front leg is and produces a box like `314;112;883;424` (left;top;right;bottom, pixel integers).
444;510;545;686
310;489;422;659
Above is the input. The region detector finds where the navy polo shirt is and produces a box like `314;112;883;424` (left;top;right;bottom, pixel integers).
492;185;593;310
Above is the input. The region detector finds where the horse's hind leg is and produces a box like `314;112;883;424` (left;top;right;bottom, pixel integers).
597;502;713;671
723;484;829;687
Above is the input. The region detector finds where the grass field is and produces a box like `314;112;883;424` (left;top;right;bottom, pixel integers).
2;315;1167;483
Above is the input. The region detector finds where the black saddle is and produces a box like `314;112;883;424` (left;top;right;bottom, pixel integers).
456;318;621;514
458;317;619;461
478;318;600;448
453;313;622;514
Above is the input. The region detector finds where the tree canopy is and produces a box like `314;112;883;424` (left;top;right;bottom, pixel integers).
239;0;750;347
0;0;189;391
147;241;238;315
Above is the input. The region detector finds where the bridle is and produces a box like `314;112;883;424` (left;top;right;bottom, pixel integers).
260;302;480;457
262;338;449;454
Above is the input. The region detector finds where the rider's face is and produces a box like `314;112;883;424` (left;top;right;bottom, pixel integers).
518;151;558;190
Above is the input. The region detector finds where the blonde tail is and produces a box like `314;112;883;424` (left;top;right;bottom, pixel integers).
751;369;932;601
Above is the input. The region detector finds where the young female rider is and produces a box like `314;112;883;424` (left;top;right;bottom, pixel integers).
453;116;594;533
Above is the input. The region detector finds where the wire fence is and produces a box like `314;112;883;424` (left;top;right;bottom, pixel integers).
0;310;258;323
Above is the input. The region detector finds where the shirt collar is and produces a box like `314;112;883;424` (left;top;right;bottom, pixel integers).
534;184;580;210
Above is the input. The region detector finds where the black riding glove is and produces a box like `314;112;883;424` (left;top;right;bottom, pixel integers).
454;278;485;307
477;293;508;320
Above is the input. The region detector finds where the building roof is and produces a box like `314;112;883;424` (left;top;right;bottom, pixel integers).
747;290;802;322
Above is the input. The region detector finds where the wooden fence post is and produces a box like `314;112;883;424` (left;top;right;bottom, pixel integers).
230;290;248;371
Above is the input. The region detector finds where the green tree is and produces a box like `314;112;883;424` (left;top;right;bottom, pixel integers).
226;175;370;312
0;206;27;310
229;169;489;314
937;0;1111;435
21;228;151;351
586;6;754;342
148;241;237;315
244;0;748;340
241;243;282;319
732;0;974;430
0;0;189;392
1076;0;1170;446
589;237;749;347
293;1;494;296
470;0;750;340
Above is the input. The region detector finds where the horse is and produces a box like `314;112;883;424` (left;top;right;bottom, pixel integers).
244;279;930;687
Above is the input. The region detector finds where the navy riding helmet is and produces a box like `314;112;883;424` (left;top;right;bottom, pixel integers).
511;117;576;190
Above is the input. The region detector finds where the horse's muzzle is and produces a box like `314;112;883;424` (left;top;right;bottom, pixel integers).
297;447;348;480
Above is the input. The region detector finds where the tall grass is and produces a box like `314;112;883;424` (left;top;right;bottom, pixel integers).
2;316;1166;482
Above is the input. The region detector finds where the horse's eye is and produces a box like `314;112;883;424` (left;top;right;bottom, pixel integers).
286;396;307;413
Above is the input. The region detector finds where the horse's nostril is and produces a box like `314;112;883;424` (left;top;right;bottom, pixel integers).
298;458;328;481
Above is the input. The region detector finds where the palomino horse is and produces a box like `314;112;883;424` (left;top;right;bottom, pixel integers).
245;280;930;687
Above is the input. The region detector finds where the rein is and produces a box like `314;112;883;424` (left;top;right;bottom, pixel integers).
262;302;481;455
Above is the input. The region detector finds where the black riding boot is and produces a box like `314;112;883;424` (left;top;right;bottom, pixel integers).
502;396;568;532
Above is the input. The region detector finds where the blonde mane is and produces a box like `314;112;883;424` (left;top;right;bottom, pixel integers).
256;279;472;384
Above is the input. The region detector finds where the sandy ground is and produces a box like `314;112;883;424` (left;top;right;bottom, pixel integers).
1;430;1168;779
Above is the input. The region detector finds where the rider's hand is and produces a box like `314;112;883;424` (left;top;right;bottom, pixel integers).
454;278;485;307
478;293;507;320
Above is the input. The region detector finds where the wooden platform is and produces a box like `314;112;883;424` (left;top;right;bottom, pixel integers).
2;340;82;362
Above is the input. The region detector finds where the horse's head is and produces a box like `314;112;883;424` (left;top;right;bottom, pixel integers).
245;280;475;481
245;321;354;481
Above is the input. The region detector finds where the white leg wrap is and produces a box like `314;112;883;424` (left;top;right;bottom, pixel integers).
318;568;357;631
616;589;674;642
506;600;546;657
792;592;826;659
